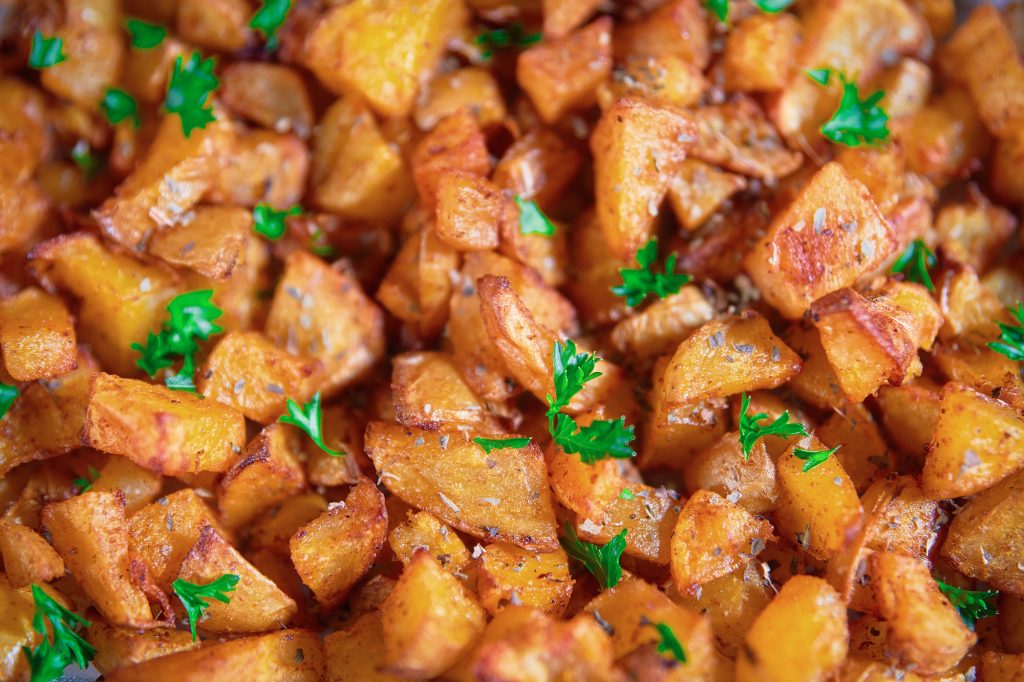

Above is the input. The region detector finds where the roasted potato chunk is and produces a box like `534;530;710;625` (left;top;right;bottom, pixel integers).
476;542;573;617
0;518;64;588
0;287;76;381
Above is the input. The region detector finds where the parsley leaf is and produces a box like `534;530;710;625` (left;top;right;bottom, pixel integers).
619;488;635;500
560;523;627;590
515;196;556;236
806;68;831;85
309;227;335;257
753;0;794;11
253;204;301;241
101;88;140;128
131;290;223;392
475;22;540;60
988;301;1024;362
279;392;343;456
551;412;635;464
28;31;65;69
20;584;95;682
611;238;692;308
738;392;809;459
936;580;998;627
172;574;240;641
648;621;687;663
819;73;890;147
890;238;936;291
793;445;841;473
0;382;17;420
127;18;166;49
706;0;728;21
250;0;293;52
546;339;601;417
73;465;101;494
473;436;532;453
165;52;219;138
70;140;101;181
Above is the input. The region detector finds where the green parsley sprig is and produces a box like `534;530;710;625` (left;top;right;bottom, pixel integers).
619;488;635;500
706;0;728;21
28;32;65;69
560;523;627;590
815;71;890;147
70;141;102;181
127;19;166;49
250;0;293;52
253;204;301;241
102;88;140;128
132;290;224;393
936;579;998;627
166;52;219;138
473;436;532;454
21;584;95;682
705;0;793;22
173;574;240;641
648;621;687;663
515;196;556;236
989;301;1024;362
280;392;343;456
0;382;17;420
73;465;101;494
793;445;840;473
737;392;808;459
891;239;936;291
475;22;540;60
611;238;691;308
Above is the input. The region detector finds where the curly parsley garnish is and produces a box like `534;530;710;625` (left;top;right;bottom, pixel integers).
73;465;101;494
172;574;240;641
280;392;342;456
127;19;166;49
793;445;841;473
561;523;627;590
165;52;219;138
611;238;691;308
131;290;224;393
737;392;809;459
647;621;687;663
101;88;140;128
706;0;728;21
815;70;889;147
250;0;293;52
936;580;998;627
473;436;532;454
252;204;301;241
475;22;540;60
20;584;95;682
989;301;1024;362
0;382;17;420
70;141;101;181
28;32;65;69
515;196;556;236
891;239;936;291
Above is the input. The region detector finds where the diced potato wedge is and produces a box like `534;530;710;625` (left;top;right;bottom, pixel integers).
381;550;486;678
411;108;489;209
147;206;251;281
613;0;710;70
220;62;314;138
816;403;892;493
40;19;125;109
543;0;600;39
0;178;48;255
666;160;747;232
610;286;716;360
876;379;942;462
366;421;559;551
476;542;573;617
736;576;848;682
415;67;506;131
0;518;64;587
42;490;161;628
936;201;1017;273
391;351;500;432
590;98;695;259
208;130;309;209
0;577;54;681
575;481;682;565
84;373;246;476
389;510;470;573
176;0;252;51
434;171;508;252
899;89;991;186
249;493;328;555
0;287;76;381
682;432;778;515
218;424;306;530
90;455;162;515
290;477;387;609
86;617;199;674
670;490;775;595
324;611;403;682
597;54;708;111
492;128;582;209
723;13;800;93
690;98;802;180
870;551;975;674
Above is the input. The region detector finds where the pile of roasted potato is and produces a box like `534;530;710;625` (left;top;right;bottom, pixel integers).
2;0;1024;680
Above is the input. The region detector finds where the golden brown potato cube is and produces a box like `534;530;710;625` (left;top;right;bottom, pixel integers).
147;206;251;281
389;510;470;572
218;424;306;530
683;433;778;515
584;578;715;674
366;421;559;551
0;287;76;381
641;362;729;471
103;629;324;682
377;227;460;339
0;78;47;185
498;203;570;289
203;235;271;333
661;312;802;410
998;593;1024;655
391;352;501;433
980;652;1024;680
1;577;52;680
575;482;682;565
303;404;364;487
411;108;489;209
28;233;179;375
666;160;747;232
434;171;507;252
545;442;623;522
86;617;199;674
492;128;582;210
42;490;159;628
41;21;125;109
310;96;414;221
477;543;573;617
670;490;775;595
613;0;710;69
325;611;403;682
922;382;1024;500
123;35;187;103
516;17;611;124
304;0;466;117
208;130;309;209
543;0;600;39
85;373;246;477
835;143;908;214
290;477;387;609
874;57;933;120
876;379;941;462
220;62;313;138
936;201;1017;273
381;550;486;678
565;211;631;327
610;286;716;361
774;439;863;561
91;456;162;515
745;163;897;320
899;89;991;186
937;263;1006;343
690;98;803;181
590;98;694;259
992;124;1024;205
597;54;708;111
265;250;385;398
769;0;925;144
815;404;891;494
197;331;322;424
736;576;848;682
870;551;975;674
415;67;507;131
176;0;252;51
177;526;297;634
861;476;938;558
0;178;49;255
0;518;64;587
249;493;328;555
723;13;800;93
130;489;230;592
942;469;1024;597
940;4;1024;137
